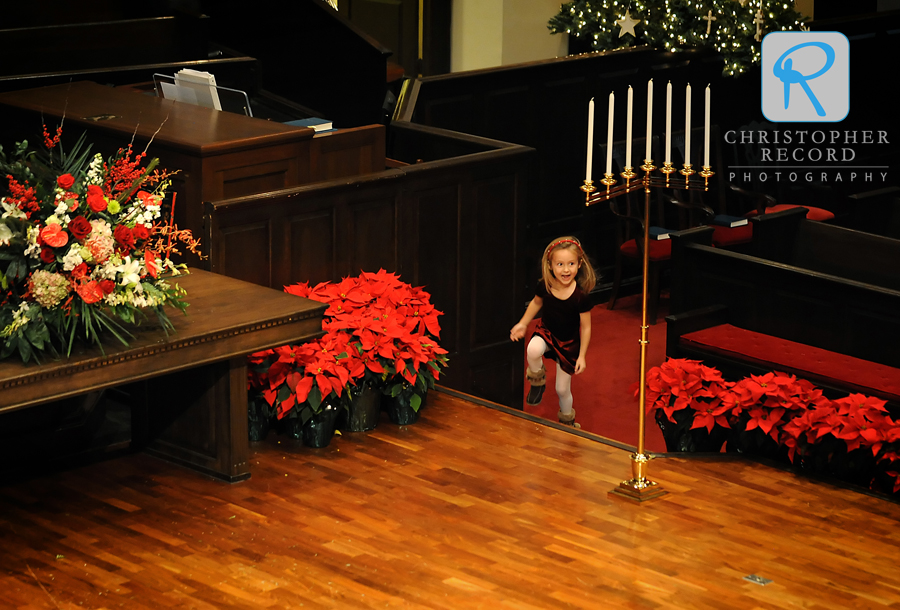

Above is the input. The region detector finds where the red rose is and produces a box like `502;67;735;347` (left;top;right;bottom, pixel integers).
40;247;56;264
86;184;107;213
57;174;75;190
68;216;91;240
132;224;150;240
99;279;115;295
40;224;68;248
114;224;135;250
76;281;104;305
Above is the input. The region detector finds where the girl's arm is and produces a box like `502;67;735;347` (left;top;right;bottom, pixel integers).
510;296;543;341
574;309;592;374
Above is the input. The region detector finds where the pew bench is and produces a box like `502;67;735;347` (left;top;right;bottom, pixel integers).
667;306;900;408
667;222;900;411
0;269;325;482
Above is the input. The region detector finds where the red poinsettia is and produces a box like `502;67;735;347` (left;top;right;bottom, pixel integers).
642;358;900;496
251;270;448;420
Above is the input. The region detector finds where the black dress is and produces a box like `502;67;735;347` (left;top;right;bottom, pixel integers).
532;280;593;375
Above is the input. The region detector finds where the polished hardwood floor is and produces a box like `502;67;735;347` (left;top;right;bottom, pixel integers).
1;390;899;609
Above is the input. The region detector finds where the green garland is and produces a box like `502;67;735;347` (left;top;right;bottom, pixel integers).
548;0;808;76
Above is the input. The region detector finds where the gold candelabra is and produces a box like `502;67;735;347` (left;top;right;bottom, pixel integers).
582;160;714;503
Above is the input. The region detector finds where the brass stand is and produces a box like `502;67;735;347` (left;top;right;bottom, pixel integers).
583;161;713;503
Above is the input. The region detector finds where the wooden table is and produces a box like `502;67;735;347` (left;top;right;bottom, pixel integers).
0;269;325;482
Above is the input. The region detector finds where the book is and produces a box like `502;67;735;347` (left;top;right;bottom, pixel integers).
286;117;334;132
711;214;749;228
648;226;670;240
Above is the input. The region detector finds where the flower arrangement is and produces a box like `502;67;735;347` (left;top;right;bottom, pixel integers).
644;358;900;496
249;269;448;427
0;126;199;363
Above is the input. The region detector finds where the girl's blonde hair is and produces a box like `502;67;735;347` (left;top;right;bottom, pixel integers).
542;236;597;294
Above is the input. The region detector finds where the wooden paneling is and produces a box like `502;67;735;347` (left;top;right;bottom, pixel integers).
206;122;532;407
471;175;517;350
219;221;272;286
346;196;398;275
288;210;336;287
411;184;461;355
310;124;386;182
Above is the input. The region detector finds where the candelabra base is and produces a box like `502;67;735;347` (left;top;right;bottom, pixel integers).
608;478;668;503
607;452;668;503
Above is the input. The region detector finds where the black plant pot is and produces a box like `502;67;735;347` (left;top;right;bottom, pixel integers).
385;389;426;425
343;384;382;432
248;396;272;442
300;402;340;448
655;409;728;453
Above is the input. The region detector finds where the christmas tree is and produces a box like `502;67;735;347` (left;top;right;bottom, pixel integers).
548;0;808;76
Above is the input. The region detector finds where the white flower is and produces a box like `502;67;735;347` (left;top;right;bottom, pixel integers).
62;245;84;271
1;302;31;338
1;200;27;220
0;223;13;246
85;153;104;185
116;256;143;292
23;226;41;259
54;201;69;216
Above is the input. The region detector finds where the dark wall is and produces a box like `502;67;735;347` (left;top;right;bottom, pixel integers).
200;0;388;128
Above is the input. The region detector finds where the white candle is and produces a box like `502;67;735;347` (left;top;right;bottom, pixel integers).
645;79;653;161
665;82;672;164
586;97;594;181
606;92;615;175
625;86;633;169
685;84;692;166
704;84;711;167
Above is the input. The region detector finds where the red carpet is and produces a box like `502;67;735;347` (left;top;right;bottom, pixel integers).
522;292;668;452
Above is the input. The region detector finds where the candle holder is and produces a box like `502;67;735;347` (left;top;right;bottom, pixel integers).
700;165;715;190
660;161;676;186
640;159;656;173
581;179;597;205
600;173;617;190
680;163;695;187
621;166;636;182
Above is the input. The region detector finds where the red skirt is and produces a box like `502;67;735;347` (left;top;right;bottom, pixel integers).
533;320;579;376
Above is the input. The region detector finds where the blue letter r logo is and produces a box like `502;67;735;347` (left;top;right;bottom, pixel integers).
762;32;849;123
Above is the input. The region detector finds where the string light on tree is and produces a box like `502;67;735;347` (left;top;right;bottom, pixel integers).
548;0;807;76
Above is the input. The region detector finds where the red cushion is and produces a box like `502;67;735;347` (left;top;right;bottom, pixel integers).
681;324;900;403
764;204;835;221
711;223;753;247
620;238;671;261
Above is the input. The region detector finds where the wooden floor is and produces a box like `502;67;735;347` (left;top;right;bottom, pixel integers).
2;391;900;609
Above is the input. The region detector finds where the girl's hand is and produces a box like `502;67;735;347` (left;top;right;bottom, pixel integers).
510;323;527;341
574;356;587;374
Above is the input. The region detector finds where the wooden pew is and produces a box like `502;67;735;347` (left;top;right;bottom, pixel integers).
665;219;900;408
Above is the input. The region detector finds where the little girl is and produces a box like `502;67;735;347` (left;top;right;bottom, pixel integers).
510;236;596;428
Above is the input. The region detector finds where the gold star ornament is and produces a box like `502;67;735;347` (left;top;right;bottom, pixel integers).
616;9;641;38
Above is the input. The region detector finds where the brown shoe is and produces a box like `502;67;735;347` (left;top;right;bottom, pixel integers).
526;366;546;405
558;409;581;429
